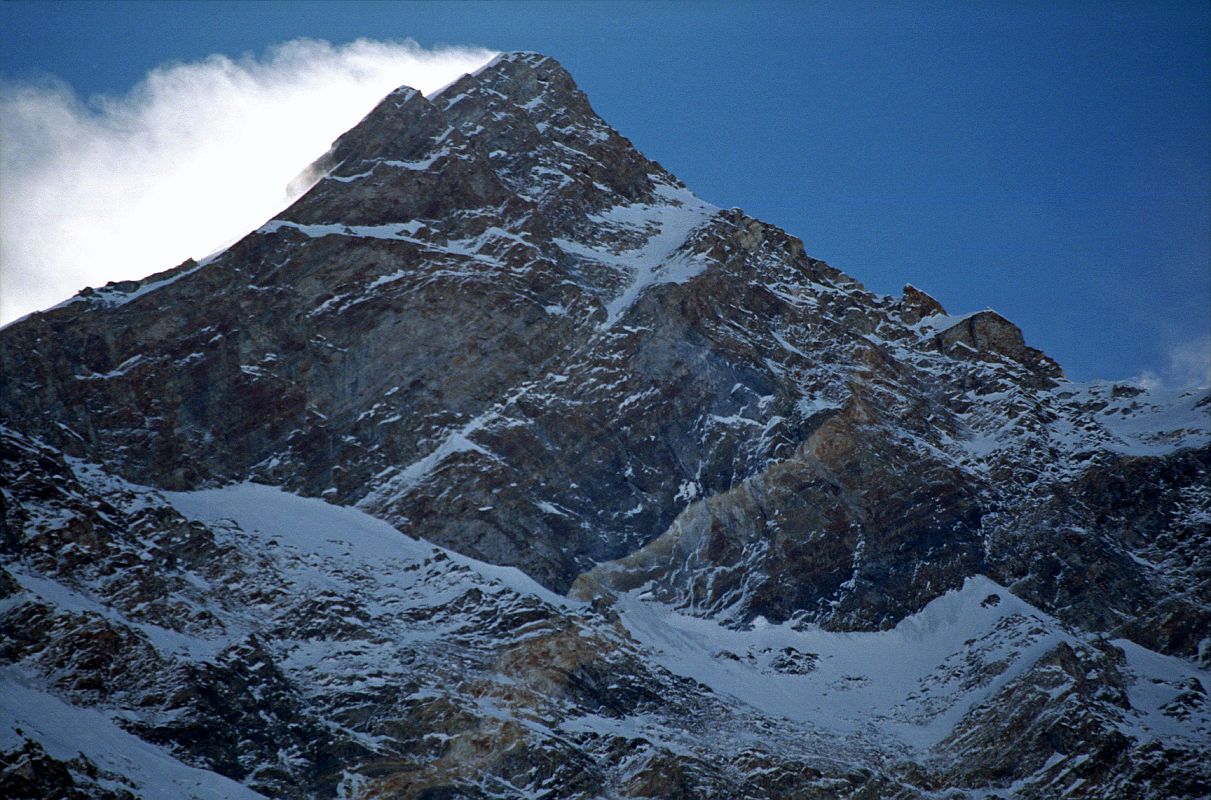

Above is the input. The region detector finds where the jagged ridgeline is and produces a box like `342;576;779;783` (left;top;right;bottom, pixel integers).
2;52;1209;799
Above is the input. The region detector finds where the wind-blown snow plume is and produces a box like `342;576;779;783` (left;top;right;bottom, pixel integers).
0;38;496;324
1132;334;1211;391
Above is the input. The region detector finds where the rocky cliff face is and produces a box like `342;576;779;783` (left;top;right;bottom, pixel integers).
2;52;1209;799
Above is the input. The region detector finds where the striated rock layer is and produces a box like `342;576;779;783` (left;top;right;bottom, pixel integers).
2;52;1209;798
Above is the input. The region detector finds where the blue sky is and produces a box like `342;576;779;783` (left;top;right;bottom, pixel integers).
2;0;1208;385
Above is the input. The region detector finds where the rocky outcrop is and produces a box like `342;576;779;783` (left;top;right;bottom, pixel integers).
898;283;945;325
572;388;985;630
935;309;1064;386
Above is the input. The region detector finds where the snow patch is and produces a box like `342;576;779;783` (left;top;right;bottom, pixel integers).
617;576;1089;748
553;183;719;329
164;482;572;609
1;667;267;800
1054;381;1210;456
259;219;425;240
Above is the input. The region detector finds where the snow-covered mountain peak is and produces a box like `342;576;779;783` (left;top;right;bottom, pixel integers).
1;53;1207;798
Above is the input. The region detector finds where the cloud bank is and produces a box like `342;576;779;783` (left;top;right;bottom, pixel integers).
0;38;496;324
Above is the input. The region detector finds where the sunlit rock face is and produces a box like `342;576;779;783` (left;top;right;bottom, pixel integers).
2;52;1209;799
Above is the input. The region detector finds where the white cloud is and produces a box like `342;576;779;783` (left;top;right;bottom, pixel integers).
1163;334;1211;390
1129;370;1164;393
1130;334;1211;391
0;38;496;324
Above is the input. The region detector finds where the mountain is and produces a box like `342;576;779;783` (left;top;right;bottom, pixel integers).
2;51;1209;799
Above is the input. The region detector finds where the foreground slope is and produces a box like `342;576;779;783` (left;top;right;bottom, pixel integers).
2;52;1209;797
3;428;1208;798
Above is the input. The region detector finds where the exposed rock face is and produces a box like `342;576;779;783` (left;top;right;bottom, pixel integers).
935;309;1064;384
2;52;1209;797
897;283;945;325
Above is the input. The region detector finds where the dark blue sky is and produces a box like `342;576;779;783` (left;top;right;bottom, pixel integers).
3;0;1208;384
